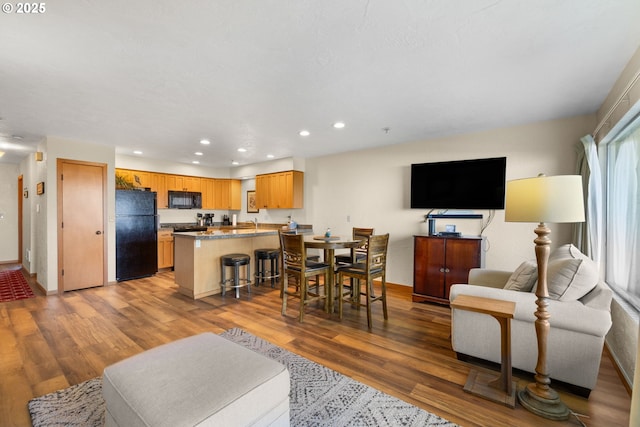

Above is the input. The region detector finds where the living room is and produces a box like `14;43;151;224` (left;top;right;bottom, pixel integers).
1;2;639;426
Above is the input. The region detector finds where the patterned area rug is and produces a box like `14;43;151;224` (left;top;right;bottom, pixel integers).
0;269;35;302
29;328;457;426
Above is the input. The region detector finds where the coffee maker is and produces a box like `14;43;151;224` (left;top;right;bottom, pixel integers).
204;213;215;226
222;214;231;225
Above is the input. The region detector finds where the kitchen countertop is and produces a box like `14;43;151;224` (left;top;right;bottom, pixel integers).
172;228;279;240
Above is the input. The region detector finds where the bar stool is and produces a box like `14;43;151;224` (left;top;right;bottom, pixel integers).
254;248;280;287
220;253;252;298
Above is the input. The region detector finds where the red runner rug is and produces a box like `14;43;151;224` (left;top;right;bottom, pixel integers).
0;269;35;302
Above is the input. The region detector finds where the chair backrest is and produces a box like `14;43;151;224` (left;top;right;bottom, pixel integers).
352;227;375;258
280;232;307;271
365;233;389;273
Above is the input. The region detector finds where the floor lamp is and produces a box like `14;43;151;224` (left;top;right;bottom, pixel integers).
505;174;585;420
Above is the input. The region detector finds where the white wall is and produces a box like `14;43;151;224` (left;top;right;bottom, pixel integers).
38;136;116;292
0;163;19;262
299;114;596;286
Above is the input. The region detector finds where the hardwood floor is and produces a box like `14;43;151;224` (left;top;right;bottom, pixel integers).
0;265;631;426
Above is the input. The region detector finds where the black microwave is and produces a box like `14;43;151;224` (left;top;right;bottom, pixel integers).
168;191;202;209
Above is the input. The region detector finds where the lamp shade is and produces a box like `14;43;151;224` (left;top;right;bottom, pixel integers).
505;175;585;223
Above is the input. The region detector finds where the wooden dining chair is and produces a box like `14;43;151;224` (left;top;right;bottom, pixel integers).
335;227;375;303
337;233;389;330
335;227;375;265
280;232;331;322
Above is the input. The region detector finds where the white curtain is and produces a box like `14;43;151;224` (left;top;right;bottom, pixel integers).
606;125;640;297
580;135;604;263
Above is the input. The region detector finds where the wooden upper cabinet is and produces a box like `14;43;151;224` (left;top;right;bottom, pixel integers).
165;174;201;192
229;179;241;210
116;170;239;210
151;173;168;209
255;170;303;209
116;169;151;189
212;179;240;210
184;176;201;192
255;174;269;209
201;178;215;209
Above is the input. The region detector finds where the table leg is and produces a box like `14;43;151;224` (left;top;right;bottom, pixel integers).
324;249;335;313
488;316;512;395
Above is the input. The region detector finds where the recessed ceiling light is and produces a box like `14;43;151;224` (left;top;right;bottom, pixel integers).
237;147;247;153
0;151;4;158
299;130;310;137
231;160;239;165
195;151;203;156
133;150;143;155
200;139;210;145
192;160;200;164
333;122;345;129
266;154;274;159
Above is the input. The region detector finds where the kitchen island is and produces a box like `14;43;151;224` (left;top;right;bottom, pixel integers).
173;228;280;299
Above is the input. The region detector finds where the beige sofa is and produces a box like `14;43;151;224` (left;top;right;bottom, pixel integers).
449;244;612;397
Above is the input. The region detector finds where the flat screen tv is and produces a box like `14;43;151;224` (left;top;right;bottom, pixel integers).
410;157;506;209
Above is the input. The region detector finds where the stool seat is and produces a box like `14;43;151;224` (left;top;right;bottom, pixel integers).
255;248;281;287
221;253;251;265
220;253;251;298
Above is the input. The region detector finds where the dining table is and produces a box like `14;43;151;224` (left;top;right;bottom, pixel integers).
303;234;364;313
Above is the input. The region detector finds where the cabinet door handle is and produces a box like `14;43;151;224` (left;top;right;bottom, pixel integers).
445;268;450;273
96;231;102;235
439;268;445;273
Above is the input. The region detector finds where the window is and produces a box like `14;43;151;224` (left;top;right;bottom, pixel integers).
604;120;640;307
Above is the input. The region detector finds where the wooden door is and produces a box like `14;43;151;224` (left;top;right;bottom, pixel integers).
58;159;106;292
413;236;446;298
444;238;482;298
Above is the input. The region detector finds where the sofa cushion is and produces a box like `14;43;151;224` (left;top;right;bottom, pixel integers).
503;260;537;292
549;243;589;262
546;257;599;301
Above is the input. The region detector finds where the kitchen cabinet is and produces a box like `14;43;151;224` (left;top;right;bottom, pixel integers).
116;169;151;189
115;169;240;210
151;173;168;209
413;235;482;305
158;229;174;269
167;175;201;192
213;179;241;210
201;178;216;209
255;170;303;209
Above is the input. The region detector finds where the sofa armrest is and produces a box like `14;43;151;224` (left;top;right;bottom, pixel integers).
450;284;612;338
467;268;512;289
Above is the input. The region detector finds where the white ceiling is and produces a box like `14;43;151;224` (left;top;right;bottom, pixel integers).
1;1;639;167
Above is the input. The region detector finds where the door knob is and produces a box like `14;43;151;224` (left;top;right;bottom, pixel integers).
96;231;102;235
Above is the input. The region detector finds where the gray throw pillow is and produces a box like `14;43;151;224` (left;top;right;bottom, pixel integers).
546;257;599;301
504;260;538;292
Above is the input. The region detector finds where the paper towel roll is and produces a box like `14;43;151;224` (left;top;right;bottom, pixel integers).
232;214;237;226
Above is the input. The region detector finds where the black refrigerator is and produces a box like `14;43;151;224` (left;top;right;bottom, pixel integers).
116;190;158;281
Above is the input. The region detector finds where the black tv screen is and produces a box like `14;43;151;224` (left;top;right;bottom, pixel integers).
410;157;506;209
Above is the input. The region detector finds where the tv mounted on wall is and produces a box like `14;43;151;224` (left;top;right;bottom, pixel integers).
410;157;506;210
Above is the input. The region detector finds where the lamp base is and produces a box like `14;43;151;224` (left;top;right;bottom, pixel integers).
518;383;570;420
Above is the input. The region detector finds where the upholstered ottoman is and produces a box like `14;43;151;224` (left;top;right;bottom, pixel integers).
102;332;290;427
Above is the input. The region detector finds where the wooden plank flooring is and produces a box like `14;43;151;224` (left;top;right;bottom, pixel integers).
0;265;631;426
